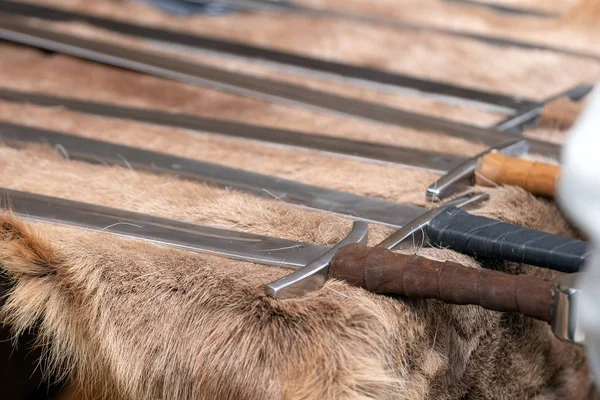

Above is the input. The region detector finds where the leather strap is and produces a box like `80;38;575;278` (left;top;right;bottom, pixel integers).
427;208;587;273
330;244;555;322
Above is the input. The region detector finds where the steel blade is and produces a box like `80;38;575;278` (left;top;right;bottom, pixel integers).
0;16;524;147
0;88;464;173
0;121;425;228
0;0;536;114
2;188;326;268
440;0;557;17
209;0;600;62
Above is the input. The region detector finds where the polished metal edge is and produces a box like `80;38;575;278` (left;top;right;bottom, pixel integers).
0;0;551;113
0;88;465;174
1;188;328;268
0;16;531;147
0;121;426;228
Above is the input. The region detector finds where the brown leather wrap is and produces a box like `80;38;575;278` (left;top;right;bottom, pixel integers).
330;244;555;322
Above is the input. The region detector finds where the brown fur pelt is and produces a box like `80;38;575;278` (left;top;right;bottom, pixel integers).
562;0;600;26
0;0;598;398
0;189;593;400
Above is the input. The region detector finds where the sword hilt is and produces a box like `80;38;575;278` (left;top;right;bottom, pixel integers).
264;193;488;299
330;244;584;344
330;244;555;322
475;151;559;197
426;139;529;202
539;96;583;130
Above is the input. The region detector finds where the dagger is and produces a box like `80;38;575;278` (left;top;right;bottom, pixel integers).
0;189;582;344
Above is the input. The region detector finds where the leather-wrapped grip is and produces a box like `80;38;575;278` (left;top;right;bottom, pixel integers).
428;207;587;273
475;152;559;197
539;96;582;130
330;244;555;322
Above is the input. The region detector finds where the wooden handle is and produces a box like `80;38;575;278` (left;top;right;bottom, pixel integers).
330;244;555;322
475;152;559;197
539;96;582;130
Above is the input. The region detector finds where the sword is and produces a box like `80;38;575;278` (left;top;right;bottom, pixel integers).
0;89;467;174
0;0;539;114
0;122;588;272
0;16;560;154
198;0;600;62
427;136;568;201
440;0;558;18
0;121;426;228
0;188;583;344
492;84;593;133
473;152;560;198
0;89;561;169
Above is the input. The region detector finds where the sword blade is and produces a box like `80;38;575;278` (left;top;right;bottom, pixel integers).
0;0;534;114
0;89;464;173
440;0;557;18
0;16;517;147
3;188;326;268
210;0;600;62
0;122;425;228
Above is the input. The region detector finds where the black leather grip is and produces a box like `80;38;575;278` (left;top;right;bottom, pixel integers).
427;207;588;273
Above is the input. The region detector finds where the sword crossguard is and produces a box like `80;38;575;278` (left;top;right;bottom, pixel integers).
426;139;529;202
265;193;488;299
379;192;489;250
264;221;369;299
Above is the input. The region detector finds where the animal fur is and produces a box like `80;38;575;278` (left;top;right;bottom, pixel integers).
0;188;594;400
562;0;600;26
0;0;598;398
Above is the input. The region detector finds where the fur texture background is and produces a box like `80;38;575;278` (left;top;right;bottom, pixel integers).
0;0;598;399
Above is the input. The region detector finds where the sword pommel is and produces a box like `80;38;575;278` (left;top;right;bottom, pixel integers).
552;274;585;344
